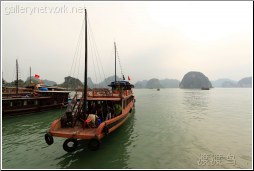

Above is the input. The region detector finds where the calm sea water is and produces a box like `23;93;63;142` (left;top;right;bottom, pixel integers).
2;88;252;169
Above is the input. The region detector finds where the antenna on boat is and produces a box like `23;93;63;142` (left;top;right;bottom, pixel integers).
30;66;31;84
114;42;117;83
83;8;88;116
16;59;18;95
115;43;125;81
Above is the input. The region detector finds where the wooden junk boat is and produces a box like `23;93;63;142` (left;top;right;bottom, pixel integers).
2;84;70;116
44;9;135;152
2;60;70;117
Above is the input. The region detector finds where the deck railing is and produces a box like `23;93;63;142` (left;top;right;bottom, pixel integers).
86;88;133;98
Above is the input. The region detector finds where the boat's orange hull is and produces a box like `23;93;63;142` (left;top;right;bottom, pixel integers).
49;100;134;140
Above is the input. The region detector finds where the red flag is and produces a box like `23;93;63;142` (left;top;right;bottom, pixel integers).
34;74;40;79
128;76;131;81
39;79;43;84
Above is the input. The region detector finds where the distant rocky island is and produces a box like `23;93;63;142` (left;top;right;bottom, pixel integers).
211;78;237;88
237;77;252;87
179;71;213;89
2;76;58;87
146;78;162;89
211;77;252;88
2;73;252;89
135;78;180;89
58;75;123;90
58;76;83;90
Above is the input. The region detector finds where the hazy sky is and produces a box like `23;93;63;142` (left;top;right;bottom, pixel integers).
1;1;253;84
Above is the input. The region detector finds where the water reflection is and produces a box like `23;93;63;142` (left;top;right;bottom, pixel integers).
183;90;210;108
182;89;210;120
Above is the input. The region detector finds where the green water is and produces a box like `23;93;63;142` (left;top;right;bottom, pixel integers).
2;88;252;169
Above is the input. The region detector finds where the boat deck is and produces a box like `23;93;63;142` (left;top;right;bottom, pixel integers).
75;89;133;100
52;126;97;139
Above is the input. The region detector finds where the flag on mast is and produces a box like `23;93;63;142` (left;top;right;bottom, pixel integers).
34;74;40;79
128;76;131;81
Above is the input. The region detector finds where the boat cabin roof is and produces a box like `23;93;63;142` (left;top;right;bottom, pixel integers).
108;81;134;88
87;97;121;101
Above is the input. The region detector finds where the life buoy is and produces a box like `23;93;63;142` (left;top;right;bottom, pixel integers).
63;138;78;152
45;133;54;145
88;138;101;151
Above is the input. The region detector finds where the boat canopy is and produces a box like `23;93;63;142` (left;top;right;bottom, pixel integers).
108;81;134;88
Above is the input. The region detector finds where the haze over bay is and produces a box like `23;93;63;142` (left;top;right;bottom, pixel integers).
1;1;252;84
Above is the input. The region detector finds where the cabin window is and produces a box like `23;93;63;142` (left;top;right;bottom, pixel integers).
24;100;27;106
3;101;9;107
10;102;13;107
27;100;32;105
35;100;38;105
18;101;22;106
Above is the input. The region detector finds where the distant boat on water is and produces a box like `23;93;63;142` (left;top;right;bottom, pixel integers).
201;87;210;90
157;88;160;91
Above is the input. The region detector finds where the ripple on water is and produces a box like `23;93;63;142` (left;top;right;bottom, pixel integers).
2;89;252;169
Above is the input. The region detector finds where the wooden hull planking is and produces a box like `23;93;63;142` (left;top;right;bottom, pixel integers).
50;100;134;141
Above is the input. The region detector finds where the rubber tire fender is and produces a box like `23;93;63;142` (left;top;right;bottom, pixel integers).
45;133;54;145
63;138;78;152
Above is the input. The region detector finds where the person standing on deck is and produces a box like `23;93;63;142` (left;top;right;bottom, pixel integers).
106;105;112;120
97;103;103;122
114;103;122;116
90;103;97;115
102;102;108;121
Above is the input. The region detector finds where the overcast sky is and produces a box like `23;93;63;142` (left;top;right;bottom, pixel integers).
1;1;253;84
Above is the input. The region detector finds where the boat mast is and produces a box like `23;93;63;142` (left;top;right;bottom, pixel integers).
83;9;88;115
114;42;116;83
16;59;18;95
30;66;31;84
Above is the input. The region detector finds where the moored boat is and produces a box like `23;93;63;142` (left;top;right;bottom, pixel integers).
2;60;70;117
2;84;70;116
